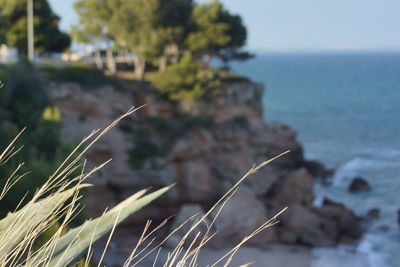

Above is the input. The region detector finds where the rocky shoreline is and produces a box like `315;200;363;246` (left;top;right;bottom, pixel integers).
45;78;363;251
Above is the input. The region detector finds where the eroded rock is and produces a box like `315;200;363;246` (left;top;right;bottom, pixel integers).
279;204;337;247
348;177;371;193
210;187;276;247
44;79;362;249
167;204;211;248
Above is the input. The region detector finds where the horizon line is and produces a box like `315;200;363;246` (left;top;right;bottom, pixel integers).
248;47;400;54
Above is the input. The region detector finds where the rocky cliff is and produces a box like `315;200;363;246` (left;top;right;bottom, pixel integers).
44;79;362;248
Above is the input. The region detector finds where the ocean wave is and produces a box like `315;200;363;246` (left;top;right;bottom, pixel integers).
311;245;372;267
332;156;399;185
311;240;394;267
361;148;400;158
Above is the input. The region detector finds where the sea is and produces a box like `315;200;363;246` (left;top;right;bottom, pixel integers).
233;52;400;267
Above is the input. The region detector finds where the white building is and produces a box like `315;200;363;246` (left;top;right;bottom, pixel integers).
0;44;19;63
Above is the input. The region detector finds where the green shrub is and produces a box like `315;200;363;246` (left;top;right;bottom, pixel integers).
148;52;222;102
40;64;125;90
0;63;79;220
78;114;87;122
232;115;249;128
129;139;160;170
1;63;48;127
0;65;6;82
146;113;213;141
118;123;134;134
126;114;213;170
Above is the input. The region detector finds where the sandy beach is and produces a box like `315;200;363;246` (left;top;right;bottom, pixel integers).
192;245;312;267
95;243;312;267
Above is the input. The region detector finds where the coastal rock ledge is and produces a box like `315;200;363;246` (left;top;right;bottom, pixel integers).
45;79;363;248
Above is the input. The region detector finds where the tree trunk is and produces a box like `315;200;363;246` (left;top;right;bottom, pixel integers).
170;43;179;64
134;57;146;80
94;50;103;70
123;49;131;63
158;55;167;72
106;49;117;74
203;54;212;66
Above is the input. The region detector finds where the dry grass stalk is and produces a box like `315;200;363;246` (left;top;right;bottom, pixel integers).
0;106;288;267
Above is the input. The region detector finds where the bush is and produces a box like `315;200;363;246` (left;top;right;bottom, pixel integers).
0;63;77;219
127;114;213;170
129;139;160;170
232;115;249;129
148;52;222;102
40;64;125;90
146;113;213;140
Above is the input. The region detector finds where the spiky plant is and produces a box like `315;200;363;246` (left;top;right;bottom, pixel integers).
0;106;287;266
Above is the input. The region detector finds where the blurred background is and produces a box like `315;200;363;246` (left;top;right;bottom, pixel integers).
0;0;399;266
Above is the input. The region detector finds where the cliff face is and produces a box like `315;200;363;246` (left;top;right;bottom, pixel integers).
45;79;362;248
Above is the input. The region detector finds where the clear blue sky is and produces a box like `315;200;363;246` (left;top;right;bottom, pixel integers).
49;0;400;52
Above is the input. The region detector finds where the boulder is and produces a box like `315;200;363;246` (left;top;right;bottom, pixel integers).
316;199;362;240
367;208;380;219
243;165;281;197
279;204;337;247
397;209;400;226
268;169;314;208
348;177;371;193
167;204;212;248
303;160;334;179
191;82;264;123
210;187;275;247
265;123;304;167
172;160;216;203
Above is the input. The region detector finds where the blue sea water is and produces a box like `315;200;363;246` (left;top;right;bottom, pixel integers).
233;53;400;267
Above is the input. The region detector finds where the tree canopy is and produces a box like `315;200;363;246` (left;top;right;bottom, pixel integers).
71;0;114;44
186;1;252;62
109;0;193;60
71;0;251;80
1;0;71;55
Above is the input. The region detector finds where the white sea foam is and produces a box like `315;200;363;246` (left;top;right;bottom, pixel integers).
312;151;400;267
332;156;399;186
311;245;371;267
311;231;398;267
241;53;400;267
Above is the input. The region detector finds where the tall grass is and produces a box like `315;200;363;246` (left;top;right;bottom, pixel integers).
0;107;287;266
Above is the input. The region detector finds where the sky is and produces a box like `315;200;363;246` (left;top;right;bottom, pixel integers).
48;0;400;52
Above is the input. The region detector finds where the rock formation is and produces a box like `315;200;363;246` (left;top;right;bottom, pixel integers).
348;177;371;193
44;79;362;248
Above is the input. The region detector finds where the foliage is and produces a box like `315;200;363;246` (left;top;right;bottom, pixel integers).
72;0;250;78
32;187;169;266
0;144;169;265
40;64;125;90
231;115;249;129
127;113;213;170
0;63;75;219
186;0;252;63
148;52;222;101
129;138;160;170
108;0;193;60
71;0;114;44
73;0;194;78
1;0;70;55
146;113;213;139
42;106;62;122
0;101;172;265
